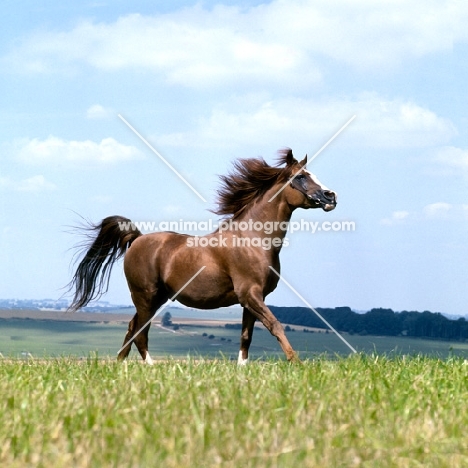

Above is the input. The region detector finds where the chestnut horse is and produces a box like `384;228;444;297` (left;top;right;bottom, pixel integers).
68;149;337;364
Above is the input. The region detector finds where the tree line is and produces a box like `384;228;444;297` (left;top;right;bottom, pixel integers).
269;306;468;341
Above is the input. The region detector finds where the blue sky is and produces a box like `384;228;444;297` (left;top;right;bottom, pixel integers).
0;0;467;315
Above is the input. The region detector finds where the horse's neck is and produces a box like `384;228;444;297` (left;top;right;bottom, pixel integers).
238;189;294;239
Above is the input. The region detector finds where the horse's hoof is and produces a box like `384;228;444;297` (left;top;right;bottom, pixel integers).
237;351;249;366
144;353;154;365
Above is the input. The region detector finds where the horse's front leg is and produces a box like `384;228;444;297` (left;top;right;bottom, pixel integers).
240;286;299;363
238;307;256;365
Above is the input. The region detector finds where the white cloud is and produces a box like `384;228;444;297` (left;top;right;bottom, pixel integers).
163;204;182;214
423;202;453;219
381;203;468;225
5;1;468;85
434;146;468;175
3;9;319;89
156;95;456;150
380;210;410;226
86;104;114;120
89;195;113;204
15;136;143;165
0;175;56;192
263;0;468;69
351;96;457;148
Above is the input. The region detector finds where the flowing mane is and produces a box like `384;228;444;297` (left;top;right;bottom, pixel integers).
214;149;295;219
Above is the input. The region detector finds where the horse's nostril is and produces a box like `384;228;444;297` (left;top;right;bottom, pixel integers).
323;190;335;200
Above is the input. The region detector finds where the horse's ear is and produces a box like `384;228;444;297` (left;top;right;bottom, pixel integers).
299;154;308;167
285;149;297;166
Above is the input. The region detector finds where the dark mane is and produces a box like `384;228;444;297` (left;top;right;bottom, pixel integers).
214;149;294;219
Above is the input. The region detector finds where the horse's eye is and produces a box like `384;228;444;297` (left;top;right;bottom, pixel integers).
295;174;305;180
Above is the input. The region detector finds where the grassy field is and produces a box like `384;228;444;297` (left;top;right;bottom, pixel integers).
1;355;467;467
2;315;468;466
2;317;468;360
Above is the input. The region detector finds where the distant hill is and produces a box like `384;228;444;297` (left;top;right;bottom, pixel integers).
0;298;132;313
269;306;468;342
2;299;467;341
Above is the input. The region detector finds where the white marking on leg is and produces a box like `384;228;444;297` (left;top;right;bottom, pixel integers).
144;352;154;366
237;350;249;366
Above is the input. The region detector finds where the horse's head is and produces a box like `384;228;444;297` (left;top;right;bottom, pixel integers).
283;150;337;212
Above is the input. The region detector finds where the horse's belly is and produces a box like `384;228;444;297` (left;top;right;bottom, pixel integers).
165;267;239;310
176;293;239;310
174;283;239;309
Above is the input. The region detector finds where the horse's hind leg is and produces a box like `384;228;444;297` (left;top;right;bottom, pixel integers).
238;307;256;365
240;286;299;362
117;289;168;364
118;313;138;361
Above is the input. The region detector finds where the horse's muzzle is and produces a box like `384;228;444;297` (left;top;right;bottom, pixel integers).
309;189;337;211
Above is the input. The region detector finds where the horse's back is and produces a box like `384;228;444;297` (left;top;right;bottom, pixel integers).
123;231;188;285
124;231;239;307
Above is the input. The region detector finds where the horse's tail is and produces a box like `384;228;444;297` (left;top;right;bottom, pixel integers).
67;216;142;312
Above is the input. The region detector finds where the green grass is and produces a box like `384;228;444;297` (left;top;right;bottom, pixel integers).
1;356;468;467
0;320;126;357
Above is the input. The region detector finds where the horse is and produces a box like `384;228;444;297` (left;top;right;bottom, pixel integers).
67;148;337;364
